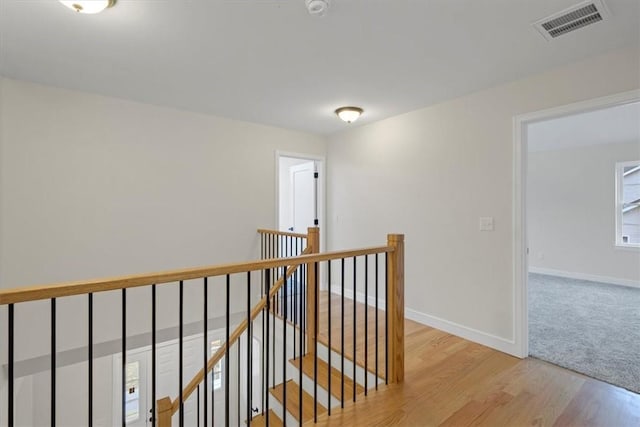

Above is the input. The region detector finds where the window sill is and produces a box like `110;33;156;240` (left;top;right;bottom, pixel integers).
615;244;640;252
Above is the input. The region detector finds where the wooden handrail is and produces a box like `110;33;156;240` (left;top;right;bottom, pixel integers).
257;228;308;239
0;246;394;305
169;247;312;415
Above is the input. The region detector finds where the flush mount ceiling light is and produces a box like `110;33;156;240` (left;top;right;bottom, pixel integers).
335;106;363;123
306;0;330;17
59;0;116;14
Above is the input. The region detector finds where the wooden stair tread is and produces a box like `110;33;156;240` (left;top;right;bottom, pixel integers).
270;379;327;422
250;409;283;427
290;354;365;401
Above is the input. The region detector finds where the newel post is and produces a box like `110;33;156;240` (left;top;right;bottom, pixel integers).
387;234;405;383
156;397;173;427
306;227;320;354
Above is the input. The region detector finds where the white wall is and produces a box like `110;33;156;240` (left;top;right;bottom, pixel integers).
528;141;640;285
0;77;326;287
0;77;325;361
326;46;640;355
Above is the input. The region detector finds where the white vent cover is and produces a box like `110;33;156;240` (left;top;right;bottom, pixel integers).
533;0;610;41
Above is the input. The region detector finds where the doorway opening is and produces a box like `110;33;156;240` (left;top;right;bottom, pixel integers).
276;152;325;242
515;91;640;394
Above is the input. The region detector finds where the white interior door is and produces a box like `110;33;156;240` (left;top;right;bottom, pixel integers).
290;161;316;234
156;336;206;426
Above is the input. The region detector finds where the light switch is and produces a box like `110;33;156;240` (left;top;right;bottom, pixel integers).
479;217;494;231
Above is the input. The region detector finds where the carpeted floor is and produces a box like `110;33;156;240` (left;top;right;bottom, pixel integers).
528;273;640;394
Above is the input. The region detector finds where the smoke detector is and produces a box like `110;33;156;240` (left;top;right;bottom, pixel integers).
306;0;329;17
533;0;610;41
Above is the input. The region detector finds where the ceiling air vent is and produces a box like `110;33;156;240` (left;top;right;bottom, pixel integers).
533;0;610;41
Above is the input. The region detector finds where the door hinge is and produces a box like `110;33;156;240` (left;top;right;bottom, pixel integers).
314;172;319;178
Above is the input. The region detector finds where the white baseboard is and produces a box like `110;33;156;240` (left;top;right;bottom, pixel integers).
329;286;520;358
529;267;640;289
404;308;519;357
336;287;386;311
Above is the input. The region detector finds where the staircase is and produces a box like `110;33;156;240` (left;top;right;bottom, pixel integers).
0;227;404;427
254;344;369;426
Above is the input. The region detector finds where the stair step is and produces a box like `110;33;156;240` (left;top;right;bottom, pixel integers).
290;354;365;401
250;409;284;427
270;379;327;423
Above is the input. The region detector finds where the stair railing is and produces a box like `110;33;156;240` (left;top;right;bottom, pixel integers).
0;227;404;427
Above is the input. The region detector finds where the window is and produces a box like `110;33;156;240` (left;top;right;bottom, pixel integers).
211;339;223;390
616;161;640;248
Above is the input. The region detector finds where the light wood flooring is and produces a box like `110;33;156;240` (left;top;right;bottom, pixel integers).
317;291;387;380
303;292;640;426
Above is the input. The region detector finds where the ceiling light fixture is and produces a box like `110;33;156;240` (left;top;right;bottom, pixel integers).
306;0;329;17
335;106;363;123
59;0;116;14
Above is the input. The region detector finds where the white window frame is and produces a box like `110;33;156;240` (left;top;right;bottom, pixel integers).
210;339;224;391
615;160;640;249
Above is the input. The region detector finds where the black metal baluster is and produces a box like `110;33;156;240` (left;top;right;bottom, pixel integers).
203;278;208;426
385;253;389;385
293;246;297;362
225;275;230;427
341;258;345;408
247;272;252;427
327;260;332;415
302;261;305;357
289;237;293;318
122;289;126;427
88;293;93;426
282;263;287;425
179;281;184;427
364;256;369;396
353;256;357;403
262;273;266;416
268;235;272;316
298;260;303;425
276;236;280;316
152;285;157;427
272;283;275;390
314;262;318;423
265;269;271;427
211;364;215;427
197;386;200;427
375;254;379;390
280;236;284;316
282;262;286;323
51;298;56;427
8;304;14;427
237;342;241;427
276;232;279;313
295;238;299;327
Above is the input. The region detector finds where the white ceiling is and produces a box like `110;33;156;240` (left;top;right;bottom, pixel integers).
0;0;638;134
528;101;640;152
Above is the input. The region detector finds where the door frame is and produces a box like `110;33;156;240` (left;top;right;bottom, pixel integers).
275;151;326;252
512;89;640;358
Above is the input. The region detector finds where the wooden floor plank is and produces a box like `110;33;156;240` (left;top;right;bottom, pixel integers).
290;354;365;402
301;292;640;426
270;379;328;423
317;291;387;379
249;409;284;427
